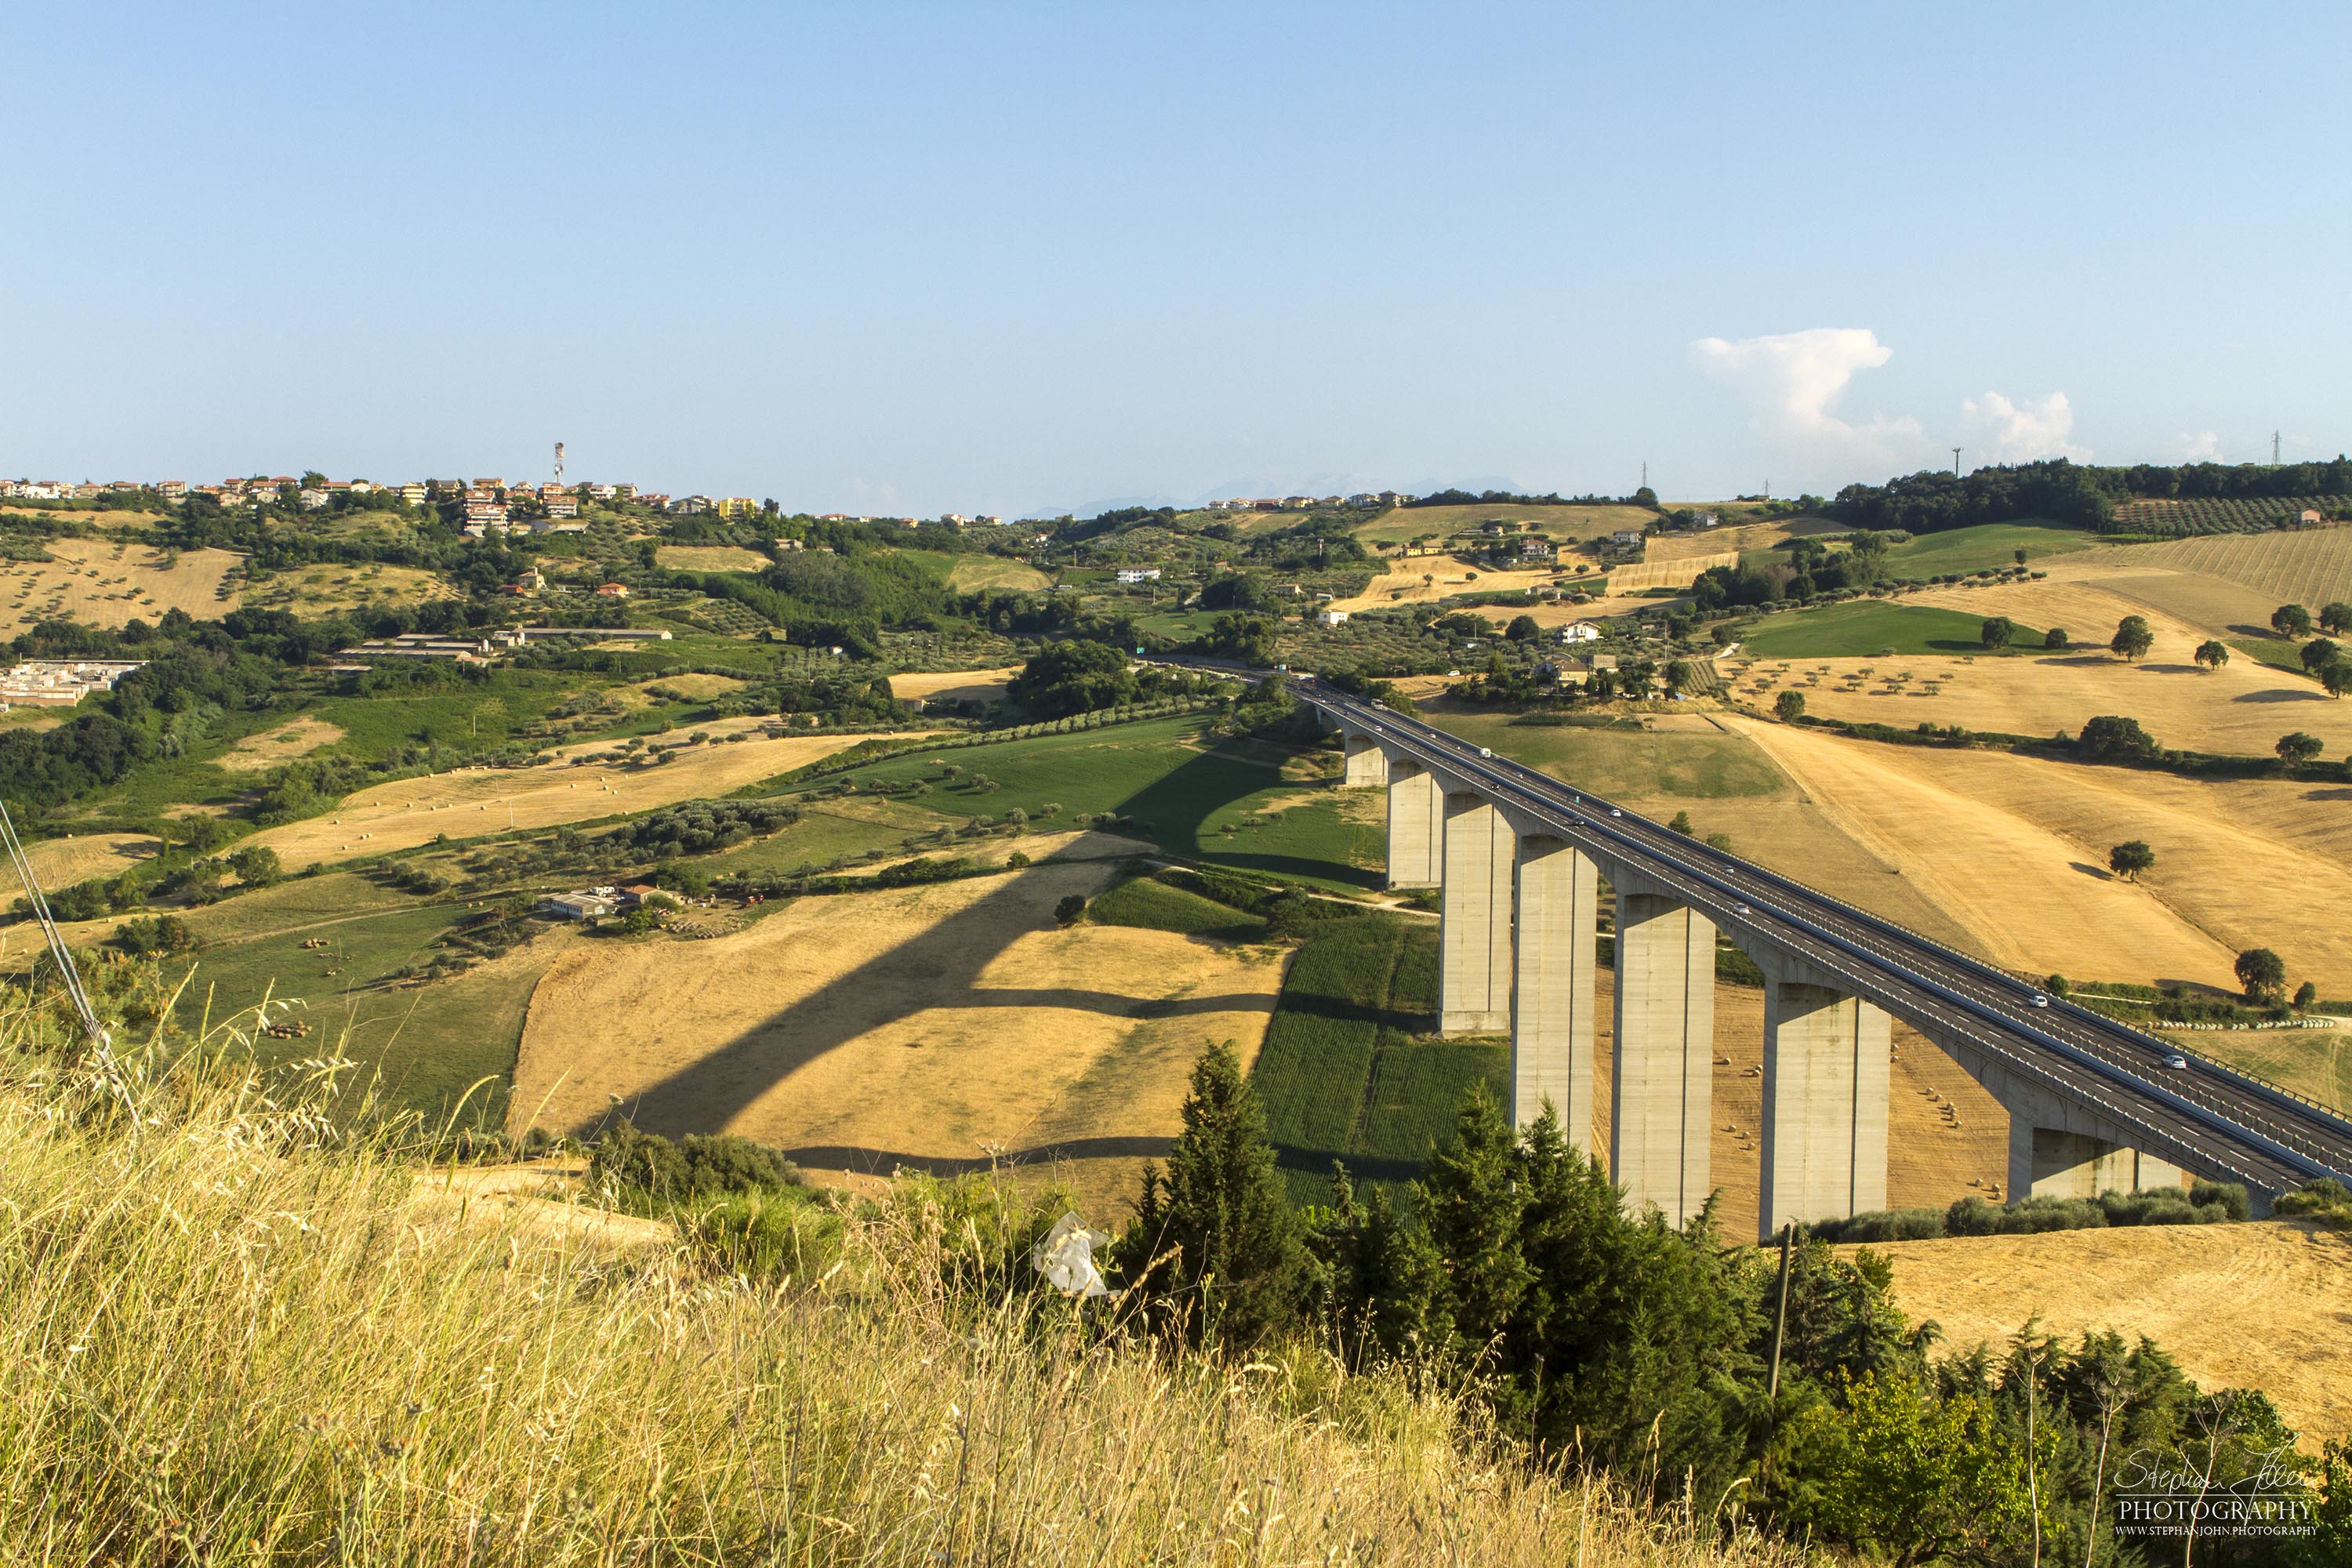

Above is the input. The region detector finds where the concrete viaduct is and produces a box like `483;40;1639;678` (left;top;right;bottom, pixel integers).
1299;677;2352;1242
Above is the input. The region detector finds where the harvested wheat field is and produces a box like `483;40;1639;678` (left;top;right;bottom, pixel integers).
512;836;1290;1215
1608;551;1740;593
0;537;242;634
1648;518;1837;562
250;724;912;871
888;665;1022;704
1738;582;2352;758
19;831;154;888
639;672;746;701
1849;1221;2352;1445
1353;501;1656;546
2115;525;2352;612
946;557;1052;593
238;561;459;616
1745;722;2352;990
1729;718;2245;989
1325;561;1562;614
216;717;347;772
1585;969;2009;1243
652;544;771;572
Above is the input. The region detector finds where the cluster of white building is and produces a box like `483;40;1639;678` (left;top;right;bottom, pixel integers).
0;659;144;710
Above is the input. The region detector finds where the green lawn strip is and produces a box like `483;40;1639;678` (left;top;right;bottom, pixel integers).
1878;519;2096;576
809;714;1382;891
1424;711;1787;800
1737;601;2049;659
1251;915;1493;1204
2223;637;2324;679
2160;1028;2351;1112
1084;874;1269;942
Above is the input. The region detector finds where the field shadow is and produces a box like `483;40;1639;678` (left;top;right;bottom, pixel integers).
599;739;1339;1145
2231;688;2328;704
2068;862;2115;881
603;867;1276;1141
775;1134;1176;1180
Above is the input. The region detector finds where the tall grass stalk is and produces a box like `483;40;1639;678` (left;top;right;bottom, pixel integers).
0;1003;1806;1564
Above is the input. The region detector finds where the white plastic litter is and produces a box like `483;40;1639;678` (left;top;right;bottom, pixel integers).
1030;1212;1112;1299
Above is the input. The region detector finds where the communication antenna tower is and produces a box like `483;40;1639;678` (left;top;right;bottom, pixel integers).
1951;447;1963;477
554;441;566;484
2273;430;2281;465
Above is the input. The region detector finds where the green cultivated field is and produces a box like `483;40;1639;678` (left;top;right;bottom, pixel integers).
1085;875;1269;942
1424;712;1788;801
1737;601;2049;659
2167;1029;2352;1112
165;873;551;1127
1250;913;1501;1203
1878;520;2096;577
817;716;1383;888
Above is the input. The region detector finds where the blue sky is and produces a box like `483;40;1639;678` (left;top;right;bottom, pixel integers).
5;2;2347;515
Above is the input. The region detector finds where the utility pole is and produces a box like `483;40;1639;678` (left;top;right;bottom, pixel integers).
1952;447;1963;477
1768;1221;1794;1398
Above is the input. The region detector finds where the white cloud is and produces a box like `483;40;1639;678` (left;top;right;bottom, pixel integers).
2177;430;2221;461
1688;328;1922;463
1962;390;2089;463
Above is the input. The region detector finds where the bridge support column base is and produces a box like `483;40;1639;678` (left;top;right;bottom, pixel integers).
1610;893;1713;1225
2013;1125;2183;1200
1759;980;1890;1243
1439;793;1514;1039
1511;835;1598;1145
1385;762;1441;890
1342;733;1386;788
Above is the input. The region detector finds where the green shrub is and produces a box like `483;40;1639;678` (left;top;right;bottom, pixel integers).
1085;875;1266;941
590;1120;804;1204
681;1188;842;1279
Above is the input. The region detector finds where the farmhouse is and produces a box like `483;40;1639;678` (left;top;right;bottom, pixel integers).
1318;608;1350;626
1555;622;1601;644
0;659;145;709
1115;568;1161;583
538;887;622;921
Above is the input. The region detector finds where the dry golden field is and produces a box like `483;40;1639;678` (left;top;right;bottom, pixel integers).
1354;501;1655;546
652;544;771;573
1606;550;1740;593
1737;583;2352;757
946;557;1052;593
18;831;154;888
214;717;347;773
1646;517;1836;562
249;724;907;871
1852;1221;2352;1445
237;561;459;616
1729;717;2253;989
0;537;242;634
887;664;1023;704
1324;560;1561;614
511;836;1288;1215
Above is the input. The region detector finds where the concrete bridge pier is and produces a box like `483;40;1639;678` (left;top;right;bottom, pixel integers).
1508;831;1599;1146
1756;953;1891;1243
1439;791;1514;1035
2005;1094;2186;1200
1609;886;1715;1224
1385;759;1442;890
1341;732;1387;787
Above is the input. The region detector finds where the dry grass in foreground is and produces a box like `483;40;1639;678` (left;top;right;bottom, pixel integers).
1;1033;1802;1566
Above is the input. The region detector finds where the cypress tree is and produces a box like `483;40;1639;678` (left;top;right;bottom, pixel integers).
1416;1083;1532;1363
1123;1040;1305;1348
